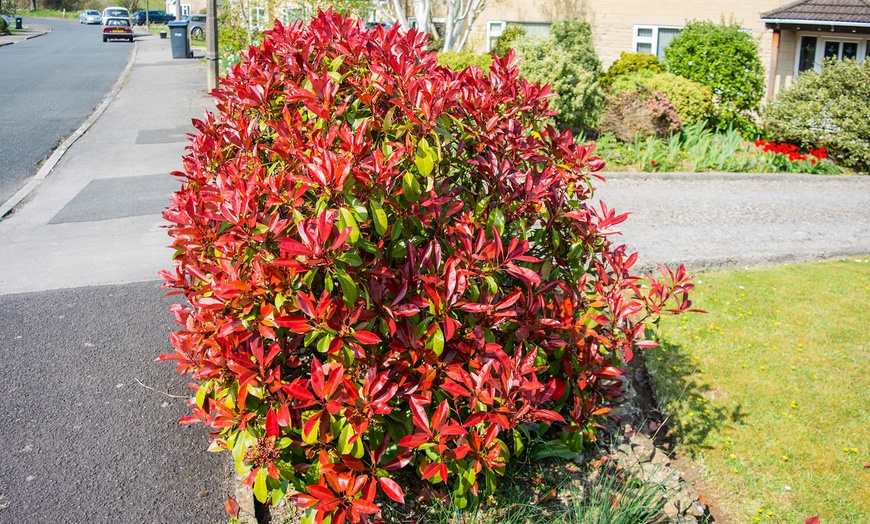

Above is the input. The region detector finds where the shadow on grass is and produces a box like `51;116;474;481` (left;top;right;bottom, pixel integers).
638;338;747;453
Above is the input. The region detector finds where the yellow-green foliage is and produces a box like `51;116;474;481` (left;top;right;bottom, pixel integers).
600;52;664;87
645;73;712;125
608;70;656;95
437;50;493;72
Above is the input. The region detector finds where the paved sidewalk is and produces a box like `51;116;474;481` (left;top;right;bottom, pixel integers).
0;20;51;46
0;30;232;524
0;31;213;294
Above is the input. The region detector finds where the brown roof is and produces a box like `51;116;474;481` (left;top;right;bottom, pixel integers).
760;0;870;24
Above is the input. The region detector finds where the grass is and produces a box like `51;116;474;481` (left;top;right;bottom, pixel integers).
646;257;870;523
11;8;67;19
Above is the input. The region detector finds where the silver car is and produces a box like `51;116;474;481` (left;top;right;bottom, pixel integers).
79;10;101;24
182;14;206;39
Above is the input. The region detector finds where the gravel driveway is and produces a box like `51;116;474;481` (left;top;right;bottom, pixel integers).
592;172;870;273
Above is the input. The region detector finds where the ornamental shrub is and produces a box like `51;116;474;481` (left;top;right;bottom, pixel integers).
599;52;664;88
608;70;656;95
514;30;604;131
599;87;683;142
491;23;526;57
437;50;493;72
0;17;7;35
664;19;764;132
644;73;712;126
764;58;870;173
162;11;695;523
549;19;602;76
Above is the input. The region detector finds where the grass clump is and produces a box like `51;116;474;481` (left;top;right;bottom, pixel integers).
646;258;870;523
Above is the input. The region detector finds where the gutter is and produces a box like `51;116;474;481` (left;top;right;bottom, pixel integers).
759;18;870;29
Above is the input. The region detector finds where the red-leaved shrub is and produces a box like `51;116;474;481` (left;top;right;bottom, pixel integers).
161;11;696;523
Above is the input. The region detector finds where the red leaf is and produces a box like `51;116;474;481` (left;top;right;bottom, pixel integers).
297;291;315;318
273;315;314;333
421;462;442;481
378;477;405;504
352;498;381;515
225;496;240;517
353;330;381;345
505;263;541;286
266;409;279;437
285;382;316;402
307;484;336;502
178;416;201;425
805;518;820;524
409;395;431;434
398;432;430;448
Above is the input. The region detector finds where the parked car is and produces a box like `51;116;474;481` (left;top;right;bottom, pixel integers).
132;10;175;25
102;17;133;42
101;7;130;25
79;10;101;24
182;13;205;38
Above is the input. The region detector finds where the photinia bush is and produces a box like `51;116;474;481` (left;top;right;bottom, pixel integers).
161;11;696;523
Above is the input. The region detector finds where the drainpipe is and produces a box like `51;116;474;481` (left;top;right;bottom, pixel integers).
767;29;780;100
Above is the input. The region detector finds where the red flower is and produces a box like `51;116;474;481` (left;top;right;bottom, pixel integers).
755;139;766;147
811;159;817;164
650;160;657;166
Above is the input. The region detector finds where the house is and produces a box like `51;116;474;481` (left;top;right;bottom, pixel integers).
760;0;870;97
474;0;869;98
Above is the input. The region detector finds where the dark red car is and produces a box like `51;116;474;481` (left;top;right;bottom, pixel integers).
102;17;133;42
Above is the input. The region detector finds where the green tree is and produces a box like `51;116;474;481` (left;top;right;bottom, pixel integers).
665;19;764;132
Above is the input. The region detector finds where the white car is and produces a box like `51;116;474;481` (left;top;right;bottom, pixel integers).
79;10;101;24
101;6;130;25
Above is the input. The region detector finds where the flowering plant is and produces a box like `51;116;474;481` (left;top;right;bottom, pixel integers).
754;140;836;174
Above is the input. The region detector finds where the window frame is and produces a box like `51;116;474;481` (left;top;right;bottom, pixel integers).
792;33;868;75
632;25;684;60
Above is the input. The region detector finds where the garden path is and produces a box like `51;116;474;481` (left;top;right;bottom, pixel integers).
593;172;870;272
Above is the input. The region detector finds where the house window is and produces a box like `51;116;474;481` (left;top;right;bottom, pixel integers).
486;21;506;52
633;25;682;61
281;7;305;24
485;20;552;52
796;35;868;74
798;36;817;72
250;6;265;30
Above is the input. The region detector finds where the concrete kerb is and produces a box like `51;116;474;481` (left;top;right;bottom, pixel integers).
0;22;52;47
0;39;138;218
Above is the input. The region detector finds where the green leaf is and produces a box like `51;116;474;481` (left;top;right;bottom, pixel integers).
402;172;420;203
425;325;445;356
338;207;360;244
371;199;388;236
338;424;353;455
338;251;363;267
317;334;334;353
253;467;268;502
415;149;434;178
488;208;505;235
195;380;210;408
348;197;369;222
302;417;320;444
335;268;358;306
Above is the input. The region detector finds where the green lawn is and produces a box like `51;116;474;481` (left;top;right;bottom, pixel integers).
647;258;870;523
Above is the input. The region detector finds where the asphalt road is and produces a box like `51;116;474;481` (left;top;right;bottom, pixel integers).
0;17;130;205
0;282;232;523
